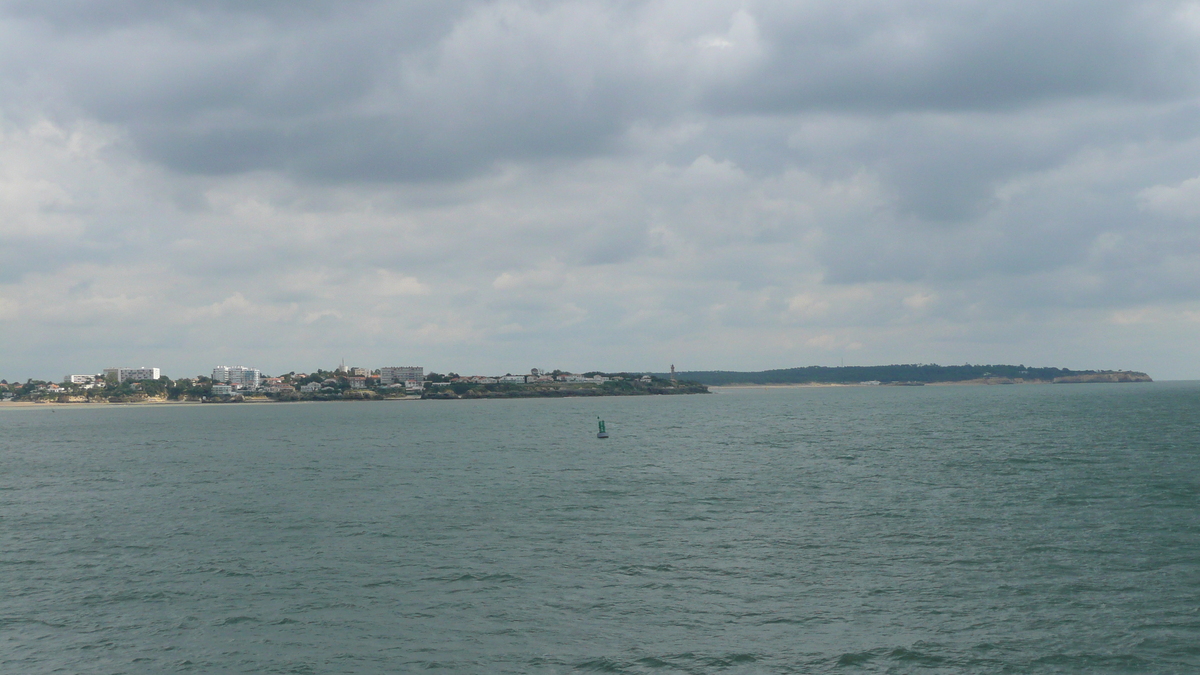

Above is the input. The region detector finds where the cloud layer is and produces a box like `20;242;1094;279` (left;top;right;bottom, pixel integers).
2;0;1199;379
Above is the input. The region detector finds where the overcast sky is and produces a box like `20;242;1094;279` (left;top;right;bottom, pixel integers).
2;0;1200;380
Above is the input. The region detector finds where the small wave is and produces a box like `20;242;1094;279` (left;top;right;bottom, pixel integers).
1030;652;1149;668
836;649;881;666
362;579;407;588
889;646;947;665
704;653;758;667
215;569;256;578
214;615;261;626
575;657;628;672
425;572;522;584
0;617;68;629
616;564;675;576
759;616;813;626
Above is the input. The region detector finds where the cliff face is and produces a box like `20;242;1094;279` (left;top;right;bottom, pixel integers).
1052;371;1152;384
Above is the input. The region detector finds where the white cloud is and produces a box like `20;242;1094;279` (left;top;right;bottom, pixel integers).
1139;176;1200;219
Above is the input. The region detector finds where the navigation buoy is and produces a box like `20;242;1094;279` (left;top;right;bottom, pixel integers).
597;418;609;439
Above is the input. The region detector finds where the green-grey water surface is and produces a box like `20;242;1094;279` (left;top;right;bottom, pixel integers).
2;383;1198;673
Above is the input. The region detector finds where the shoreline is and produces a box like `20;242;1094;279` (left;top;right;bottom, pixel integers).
0;397;425;409
710;378;1154;389
3;376;1156;407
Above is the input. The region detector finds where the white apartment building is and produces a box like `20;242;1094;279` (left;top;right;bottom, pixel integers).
211;383;234;396
212;366;262;389
103;367;162;383
380;366;423;387
500;375;527;384
66;374;96;385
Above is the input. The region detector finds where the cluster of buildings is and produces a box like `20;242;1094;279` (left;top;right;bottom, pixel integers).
0;366;166;399
5;362;668;403
209;364;424;397
43;364;426;398
63;367;163;388
436;368;649;386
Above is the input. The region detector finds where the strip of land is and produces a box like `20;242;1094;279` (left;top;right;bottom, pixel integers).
2;363;1153;407
660;364;1152;387
0;373;708;405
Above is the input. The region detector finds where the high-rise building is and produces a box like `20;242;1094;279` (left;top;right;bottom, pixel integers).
380;366;423;387
103;367;161;383
212;366;262;389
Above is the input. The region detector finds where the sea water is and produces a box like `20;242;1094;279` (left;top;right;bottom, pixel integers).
1;383;1198;673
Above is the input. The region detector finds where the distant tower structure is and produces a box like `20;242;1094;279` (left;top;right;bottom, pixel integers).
670;364;676;382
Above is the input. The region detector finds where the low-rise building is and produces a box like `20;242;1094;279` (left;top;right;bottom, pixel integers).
348;377;367;389
66;374;97;385
500;375;527;384
212;383;234;396
300;382;322;393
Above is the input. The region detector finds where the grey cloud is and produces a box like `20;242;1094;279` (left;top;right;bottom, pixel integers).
713;0;1200;115
2;0;654;182
7;0;1197;189
3;1;1200;380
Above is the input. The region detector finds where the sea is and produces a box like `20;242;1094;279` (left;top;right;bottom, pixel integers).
1;382;1198;674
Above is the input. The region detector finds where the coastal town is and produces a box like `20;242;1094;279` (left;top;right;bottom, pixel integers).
0;364;707;404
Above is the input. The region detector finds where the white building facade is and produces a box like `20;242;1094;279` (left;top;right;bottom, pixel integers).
103;367;162;383
212;366;262;389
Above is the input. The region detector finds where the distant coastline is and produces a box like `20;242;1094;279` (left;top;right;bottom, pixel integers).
662;364;1152;387
0;371;709;406
2;363;1154;407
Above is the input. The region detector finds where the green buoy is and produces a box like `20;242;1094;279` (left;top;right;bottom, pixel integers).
597;417;609;439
